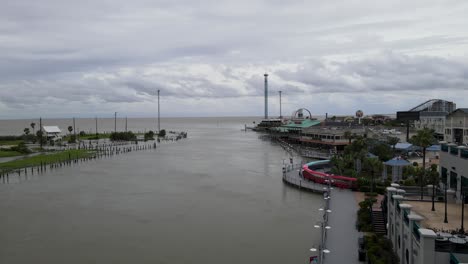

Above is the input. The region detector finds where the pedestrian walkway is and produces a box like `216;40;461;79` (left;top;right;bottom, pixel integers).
281;165;363;263
282;165;326;194
323;189;362;264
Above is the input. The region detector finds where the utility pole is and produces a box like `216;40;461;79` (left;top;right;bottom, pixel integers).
73;117;76;138
39;117;43;149
157;89;160;132
125;116;128;132
95;116;98;138
279;90;282;119
264;73;268;119
114;112;117;134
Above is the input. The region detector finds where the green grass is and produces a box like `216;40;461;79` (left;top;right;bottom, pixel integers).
0;149;94;172
63;133;111;141
0;150;23;158
0;140;24;146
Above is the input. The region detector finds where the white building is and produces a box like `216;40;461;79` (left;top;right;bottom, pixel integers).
440;143;468;204
412;99;456;139
444;109;468;145
386;186;468;264
42;126;62;141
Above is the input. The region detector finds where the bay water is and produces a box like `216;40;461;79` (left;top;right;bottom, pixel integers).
0;117;322;263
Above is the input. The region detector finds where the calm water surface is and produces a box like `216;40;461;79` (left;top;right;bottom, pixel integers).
0;118;322;263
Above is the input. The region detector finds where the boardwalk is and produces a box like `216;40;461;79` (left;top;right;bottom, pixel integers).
282;166;362;263
324;189;361;264
282;164;326;194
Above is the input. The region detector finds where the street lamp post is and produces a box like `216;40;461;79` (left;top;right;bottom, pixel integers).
114;112;117;134
444;183;448;223
311;222;331;264
279;91;282;119
461;190;465;234
157;89;160;132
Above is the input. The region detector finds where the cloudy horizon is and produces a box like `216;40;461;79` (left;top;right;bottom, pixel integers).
1;0;468;119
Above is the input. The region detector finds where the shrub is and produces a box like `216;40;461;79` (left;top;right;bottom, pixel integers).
365;235;400;264
9;142;31;154
365;192;378;197
68;135;77;143
158;129;166;137
359;186;371;193
79;131;86;136
144;131;155;141
110;131;136;141
375;186;386;195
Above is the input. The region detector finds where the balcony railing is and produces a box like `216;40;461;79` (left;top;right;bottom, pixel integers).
413;222;420;241
461;149;468;159
403;210;409;225
450;147;459;155
441;144;448;152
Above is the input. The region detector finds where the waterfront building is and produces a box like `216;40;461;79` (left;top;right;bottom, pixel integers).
411;99;456;140
444;108;468;145
440;143;468;204
300;126;366;151
386;185;468;264
42;126;62;141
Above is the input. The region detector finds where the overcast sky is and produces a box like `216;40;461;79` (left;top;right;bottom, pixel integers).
1;0;467;119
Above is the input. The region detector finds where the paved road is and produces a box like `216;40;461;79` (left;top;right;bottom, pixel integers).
324;188;362;264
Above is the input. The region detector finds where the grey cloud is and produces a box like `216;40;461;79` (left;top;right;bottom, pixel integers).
277;53;468;94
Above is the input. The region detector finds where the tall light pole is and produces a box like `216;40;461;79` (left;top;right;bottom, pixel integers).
279;90;282;119
95;116;98;138
157;89;160;132
461;190;465;233
444;182;448;223
264;73;268;119
114;112;117;134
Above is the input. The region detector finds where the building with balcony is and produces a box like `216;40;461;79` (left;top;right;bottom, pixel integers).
411;99;456;139
440;143;468;204
444;109;468;145
386;186;468;264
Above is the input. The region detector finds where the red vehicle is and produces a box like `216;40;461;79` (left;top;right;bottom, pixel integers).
302;160;357;190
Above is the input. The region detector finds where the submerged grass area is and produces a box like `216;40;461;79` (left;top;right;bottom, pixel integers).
63;133;112;141
0;149;93;172
0;150;23;158
0;140;24;146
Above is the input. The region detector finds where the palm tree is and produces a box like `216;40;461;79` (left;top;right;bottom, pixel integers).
344;130;353;144
24;128;30;135
364;157;383;193
387;136;400;156
68;126;73;135
30;122;36;134
410;128;436;200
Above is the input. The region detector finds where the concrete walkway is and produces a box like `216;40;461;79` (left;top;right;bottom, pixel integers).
282;166;362;263
324;188;362;263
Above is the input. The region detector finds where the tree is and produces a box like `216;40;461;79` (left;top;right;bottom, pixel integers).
158;129;166;138
344;130;353;144
370;142;392;162
30;122;36;134
144;130;155;141
364;157;383;193
24;128;30;135
410;128;436;200
344;135;368;174
387;136;400;155
68;126;73;135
